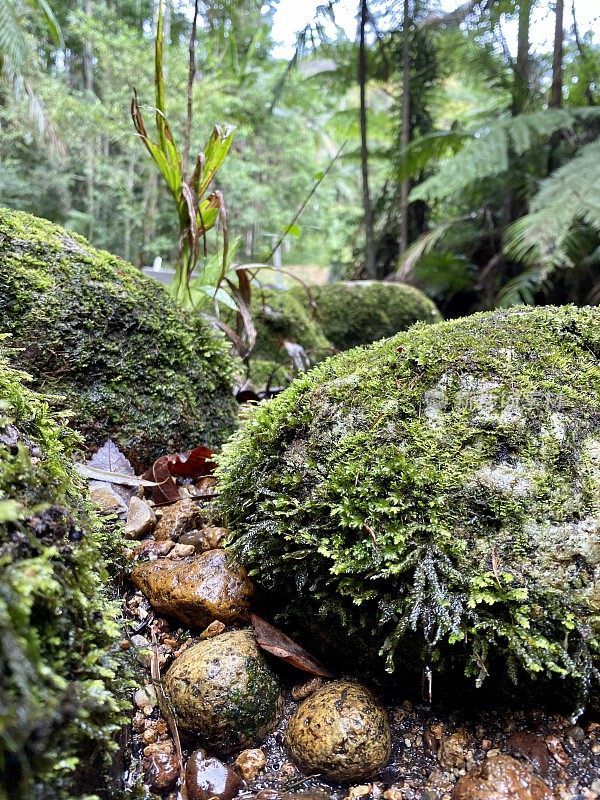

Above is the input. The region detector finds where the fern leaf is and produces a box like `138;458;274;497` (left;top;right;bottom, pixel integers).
409;108;593;204
504;137;600;268
393;218;466;280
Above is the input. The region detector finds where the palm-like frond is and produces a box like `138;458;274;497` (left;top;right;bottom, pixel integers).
394;217;467;279
499;136;600;306
409;109;595;203
0;0;29;76
0;0;63;131
395;130;472;181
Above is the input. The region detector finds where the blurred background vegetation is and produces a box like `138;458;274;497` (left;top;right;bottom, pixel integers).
1;0;599;317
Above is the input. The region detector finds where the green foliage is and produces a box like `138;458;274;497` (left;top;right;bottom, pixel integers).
0;208;238;468
131;0;236;307
501;137;600;303
230;286;333;387
409;109;582;204
218;305;600;696
292;280;442;350
0;345;128;799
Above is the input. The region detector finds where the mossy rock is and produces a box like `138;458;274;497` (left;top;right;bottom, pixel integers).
217;306;600;700
291;280;442;350
0;208;238;469
0;345;127;799
232;288;332;389
164;629;281;752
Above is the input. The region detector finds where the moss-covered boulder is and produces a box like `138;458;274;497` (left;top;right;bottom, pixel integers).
234;288;332;389
291;280;442;350
217;306;600;698
0;346;126;799
0;208;238;468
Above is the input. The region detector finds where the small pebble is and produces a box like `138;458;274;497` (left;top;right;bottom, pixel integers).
144;741;175;757
199;620;226;640
569;726;586;742
130;634;150;648
346;786;371;800
255;790;280;800
234;748;266;781
291;677;323;701
145;751;179;791
142;728;158;744
167;542;196;558
134;685;157;709
382;790;403;800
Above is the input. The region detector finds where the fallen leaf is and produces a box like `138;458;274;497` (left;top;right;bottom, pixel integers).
88;439;135;475
76;463;158;487
143;445;217;506
164;445;216;478
250;614;334;678
86;439;138;503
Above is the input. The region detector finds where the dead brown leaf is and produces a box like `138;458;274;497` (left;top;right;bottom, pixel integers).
250;614;334;678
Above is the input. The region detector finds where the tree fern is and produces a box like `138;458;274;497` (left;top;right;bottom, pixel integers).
0;0;62;130
409;109;593;203
500;136;600;305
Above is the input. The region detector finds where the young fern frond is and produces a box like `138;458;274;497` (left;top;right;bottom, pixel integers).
409;109;593;204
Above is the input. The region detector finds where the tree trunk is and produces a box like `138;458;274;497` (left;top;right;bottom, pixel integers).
399;0;411;257
82;0;95;239
549;0;564;107
512;0;532;116
359;0;376;279
572;2;595;106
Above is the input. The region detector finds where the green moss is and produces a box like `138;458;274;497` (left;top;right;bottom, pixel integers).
246;359;292;390
0;208;238;469
0;344;128;799
291;280;442;350
217;306;600;698
231;288;332;389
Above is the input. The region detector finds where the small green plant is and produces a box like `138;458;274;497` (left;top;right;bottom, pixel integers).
131;0;257;354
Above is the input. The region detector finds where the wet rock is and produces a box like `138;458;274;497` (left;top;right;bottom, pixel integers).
234;748;266;781
452;754;553;800
146;751;180;792
568;725;585;742
124;496;156;539
507;731;550;775
199;620;226;639
134;685;157;709
154;498;205;541
164;629;281;752
167;542;196;558
131;549;253;627
185;749;241;800
291;677;323;701
90;485;127;513
179;525;228;551
438;729;470;769
132;539;175;559
346;786;372;799
546;735;569;766
285;680;391;782
281;792;330;800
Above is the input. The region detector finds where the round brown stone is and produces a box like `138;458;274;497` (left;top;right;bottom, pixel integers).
164;630;281;752
284;680;391;782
